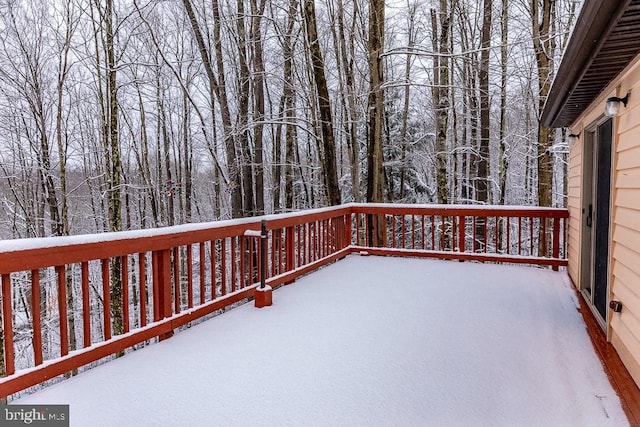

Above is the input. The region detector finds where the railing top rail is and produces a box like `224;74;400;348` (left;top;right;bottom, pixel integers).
0;205;352;274
349;203;570;218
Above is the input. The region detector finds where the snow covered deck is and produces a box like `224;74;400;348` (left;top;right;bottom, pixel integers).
13;255;627;426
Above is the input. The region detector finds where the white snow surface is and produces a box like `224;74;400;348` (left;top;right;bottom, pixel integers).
15;256;627;426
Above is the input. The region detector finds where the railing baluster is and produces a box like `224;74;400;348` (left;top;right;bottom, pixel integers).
138;254;147;328
173;248;180;314
542;218;548;257
240;237;246;289
318;221;322;256
2;273;15;375
248;236;253;286
364;215;369;247
441;215;445;251
221;238;227;295
187;245;193;308
231;237;237;292
286;226;295;274
494;217;499;253
506;218;511;255
101;259;111;341
318;222;322;257
431;215;435;250
56;266;69;356
411;215;415;250
345;214;352;248
199;244;206;303
210;240;216;299
122;256;130;333
325;220;329;256
278;228;284;271
452;216;456;251
552;217;561;271
518;217;522;255
297;225;302;267
392;215;396;248
312;223;317;260
530;218;534;256
152;252;159;322
402;216;406;249
82;261;91;344
484;220;488;253
460;216;466;253
303;224;308;265
32;269;43;366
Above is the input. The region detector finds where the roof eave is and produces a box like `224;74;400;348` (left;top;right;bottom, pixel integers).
541;0;633;128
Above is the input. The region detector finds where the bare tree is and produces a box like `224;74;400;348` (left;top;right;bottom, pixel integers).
431;1;451;205
302;0;341;206
530;0;556;255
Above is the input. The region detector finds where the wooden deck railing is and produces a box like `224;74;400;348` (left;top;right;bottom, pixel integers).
351;204;568;269
0;203;567;398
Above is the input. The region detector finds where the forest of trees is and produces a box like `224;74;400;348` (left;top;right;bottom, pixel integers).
0;0;580;240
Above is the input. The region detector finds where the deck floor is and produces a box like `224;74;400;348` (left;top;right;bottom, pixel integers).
13;256;628;426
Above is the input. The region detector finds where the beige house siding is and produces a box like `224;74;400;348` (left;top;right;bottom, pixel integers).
568;54;640;388
566;139;583;285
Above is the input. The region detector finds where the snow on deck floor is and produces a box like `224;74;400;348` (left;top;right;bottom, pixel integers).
15;255;628;426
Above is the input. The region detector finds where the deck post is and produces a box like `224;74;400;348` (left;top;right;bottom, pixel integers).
154;249;174;340
255;220;272;308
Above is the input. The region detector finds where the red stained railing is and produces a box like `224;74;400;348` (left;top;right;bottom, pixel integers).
0;203;566;398
351;204;568;268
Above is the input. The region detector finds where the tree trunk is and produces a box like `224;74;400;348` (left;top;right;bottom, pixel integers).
250;0;266;215
182;0;241;217
235;0;255;217
498;0;509;206
498;0;509;251
105;0;124;338
531;0;556;255
477;0;492;206
431;2;450;206
366;0;385;245
303;0;342;206
476;0;492;249
332;0;361;203
398;3;417;202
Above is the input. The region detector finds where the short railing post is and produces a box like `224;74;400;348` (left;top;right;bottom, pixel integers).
255;220;272;308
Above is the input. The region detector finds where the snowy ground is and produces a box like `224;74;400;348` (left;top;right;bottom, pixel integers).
14;255;628;426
